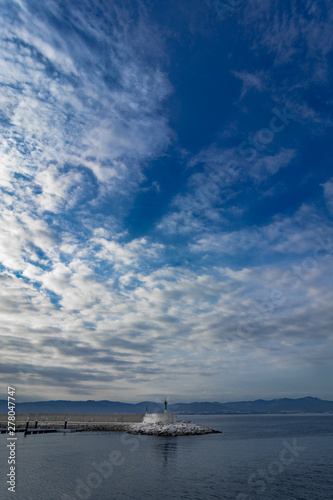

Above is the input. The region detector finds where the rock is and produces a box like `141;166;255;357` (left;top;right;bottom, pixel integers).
127;421;222;436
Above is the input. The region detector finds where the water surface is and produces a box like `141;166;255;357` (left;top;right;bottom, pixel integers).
0;414;332;499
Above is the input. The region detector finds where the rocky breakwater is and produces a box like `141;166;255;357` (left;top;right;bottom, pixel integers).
127;421;222;436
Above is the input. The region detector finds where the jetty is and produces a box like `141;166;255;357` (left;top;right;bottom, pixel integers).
0;413;144;432
0;412;221;436
0;428;78;434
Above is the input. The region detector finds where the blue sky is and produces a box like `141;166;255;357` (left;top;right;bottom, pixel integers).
0;0;332;403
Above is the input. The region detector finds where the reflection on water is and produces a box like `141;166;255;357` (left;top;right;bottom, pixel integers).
154;439;178;469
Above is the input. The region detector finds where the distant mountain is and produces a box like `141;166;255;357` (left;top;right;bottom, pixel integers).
222;397;333;414
0;396;332;414
0;400;162;414
169;402;234;414
169;397;333;414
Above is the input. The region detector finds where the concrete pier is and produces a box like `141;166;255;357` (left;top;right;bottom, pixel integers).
0;413;147;432
0;413;171;433
143;413;177;424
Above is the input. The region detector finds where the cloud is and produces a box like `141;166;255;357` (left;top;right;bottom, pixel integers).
190;204;333;257
93;237;164;270
0;210;55;272
1;248;332;399
322;177;333;214
248;148;296;180
0;0;178;398
0;0;173;219
0;0;332;402
34;165;99;213
232;70;268;100
241;0;333;68
157;145;297;235
236;0;333;127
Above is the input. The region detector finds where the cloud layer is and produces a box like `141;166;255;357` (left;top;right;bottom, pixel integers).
0;0;332;402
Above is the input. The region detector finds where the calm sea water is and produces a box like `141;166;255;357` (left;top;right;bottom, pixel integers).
0;414;332;499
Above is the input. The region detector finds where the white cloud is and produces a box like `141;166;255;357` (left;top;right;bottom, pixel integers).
322;177;333;214
232;70;268;100
0;210;55;271
236;0;333;127
242;0;333;68
158;145;297;235
0;0;332;402
190;204;333;257
249;148;296;180
0;0;173;221
1;242;332;400
94;237;164;269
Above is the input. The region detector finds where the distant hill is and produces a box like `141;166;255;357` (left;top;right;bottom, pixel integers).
0;396;332;414
222;397;333;414
171;397;333;414
0;400;162;414
169;402;234;414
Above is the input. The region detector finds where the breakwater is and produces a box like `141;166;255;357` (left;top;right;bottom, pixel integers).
0;413;221;435
0;413;145;431
129;421;222;436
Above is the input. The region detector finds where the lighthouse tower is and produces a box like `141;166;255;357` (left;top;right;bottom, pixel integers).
142;397;176;424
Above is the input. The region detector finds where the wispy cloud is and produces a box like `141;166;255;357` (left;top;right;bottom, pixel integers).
0;0;175;398
322;177;333;214
190;204;333;257
157;145;297;235
232;70;268;100
236;0;333;126
0;0;173;214
0;0;332;402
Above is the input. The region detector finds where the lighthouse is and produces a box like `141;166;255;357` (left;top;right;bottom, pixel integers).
142;397;176;424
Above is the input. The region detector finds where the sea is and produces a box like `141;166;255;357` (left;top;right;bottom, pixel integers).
0;414;332;499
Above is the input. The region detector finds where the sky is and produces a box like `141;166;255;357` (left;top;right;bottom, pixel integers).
0;0;332;404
